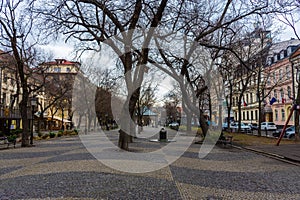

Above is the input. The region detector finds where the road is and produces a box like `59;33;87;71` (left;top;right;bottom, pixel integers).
0;130;299;199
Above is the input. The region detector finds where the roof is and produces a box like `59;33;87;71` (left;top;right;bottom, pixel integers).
290;45;300;59
142;109;157;116
269;39;300;54
41;59;81;66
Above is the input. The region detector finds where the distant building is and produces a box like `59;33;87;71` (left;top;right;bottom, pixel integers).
0;51;22;133
265;39;300;126
38;59;81;130
229;38;300;126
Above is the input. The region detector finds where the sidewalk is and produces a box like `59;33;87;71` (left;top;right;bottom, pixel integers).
244;143;300;163
1;129;300;199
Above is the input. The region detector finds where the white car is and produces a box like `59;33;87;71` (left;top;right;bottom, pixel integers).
261;122;277;131
230;122;252;133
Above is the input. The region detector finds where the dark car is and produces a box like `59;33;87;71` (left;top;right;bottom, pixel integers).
272;126;294;138
248;123;258;130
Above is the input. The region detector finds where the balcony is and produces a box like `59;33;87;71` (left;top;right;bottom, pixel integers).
0;107;33;119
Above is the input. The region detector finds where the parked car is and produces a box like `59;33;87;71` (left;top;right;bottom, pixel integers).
248;123;258;130
223;122;251;133
260;122;277;131
230;122;252;133
286;126;295;139
222;122;230;130
273;126;295;139
168;122;179;130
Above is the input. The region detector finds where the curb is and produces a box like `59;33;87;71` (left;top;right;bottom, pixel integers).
232;145;300;166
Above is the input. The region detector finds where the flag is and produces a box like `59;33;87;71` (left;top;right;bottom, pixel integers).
282;98;286;104
243;99;247;106
270;97;277;105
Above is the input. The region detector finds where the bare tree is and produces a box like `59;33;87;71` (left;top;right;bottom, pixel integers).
0;0;45;146
37;0;169;150
136;82;157;131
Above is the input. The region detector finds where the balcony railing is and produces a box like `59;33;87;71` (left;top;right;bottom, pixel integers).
0;107;33;119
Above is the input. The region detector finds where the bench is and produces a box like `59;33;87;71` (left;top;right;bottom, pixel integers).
0;136;16;148
217;135;233;147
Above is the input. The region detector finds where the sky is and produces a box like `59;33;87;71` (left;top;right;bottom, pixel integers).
46;25;299;60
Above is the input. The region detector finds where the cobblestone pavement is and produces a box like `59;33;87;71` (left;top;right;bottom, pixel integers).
0;129;300;200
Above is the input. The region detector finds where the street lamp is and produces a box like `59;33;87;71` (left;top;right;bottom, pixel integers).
30;97;37;145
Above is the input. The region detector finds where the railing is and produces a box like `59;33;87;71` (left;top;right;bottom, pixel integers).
0;108;33;119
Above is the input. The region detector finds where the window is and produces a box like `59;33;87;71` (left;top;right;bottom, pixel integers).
3;74;8;83
54;67;61;72
251;111;253;120
281;109;285;121
267;76;272;85
250;93;253;103
247;111;249;120
66;67;71;72
274;89;277;99
273;72;276;83
280;88;284;99
243;111;245;120
279;69;283;80
255;110;258;120
274;54;277;62
2;93;6;105
280;51;284;59
246;94;249;104
287;47;292;55
287;86;292;97
275;110;278;121
286;66;291;79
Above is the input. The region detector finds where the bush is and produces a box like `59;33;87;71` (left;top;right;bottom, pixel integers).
57;132;62;137
38;132;42;137
49;132;56;138
42;133;49;139
7;134;17;142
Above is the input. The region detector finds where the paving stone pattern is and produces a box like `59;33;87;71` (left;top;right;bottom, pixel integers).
0;130;300;200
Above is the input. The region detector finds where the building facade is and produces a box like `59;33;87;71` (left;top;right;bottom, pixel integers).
38;59;80;130
230;39;300;127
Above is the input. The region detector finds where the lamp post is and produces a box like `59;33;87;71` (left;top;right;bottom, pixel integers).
30;97;37;145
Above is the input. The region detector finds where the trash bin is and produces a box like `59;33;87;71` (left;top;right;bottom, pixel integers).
159;128;167;141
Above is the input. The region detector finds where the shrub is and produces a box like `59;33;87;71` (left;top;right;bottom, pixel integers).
68;130;78;135
7;134;17;142
49;132;56;138
38;132;42;137
42;133;49;139
57;132;62;137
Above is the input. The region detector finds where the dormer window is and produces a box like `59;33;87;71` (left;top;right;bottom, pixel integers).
287;47;292;55
267;57;272;65
280;51;284;59
274;54;277;62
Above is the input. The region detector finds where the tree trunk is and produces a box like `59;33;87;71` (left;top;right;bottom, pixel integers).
199;110;208;137
20;92;30;147
77;114;82;128
186;112;192;134
295;83;300;141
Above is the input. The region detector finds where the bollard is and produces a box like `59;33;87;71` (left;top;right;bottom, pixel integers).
159;128;167;142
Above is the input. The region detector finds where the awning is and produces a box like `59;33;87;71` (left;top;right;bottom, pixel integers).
48;116;72;123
